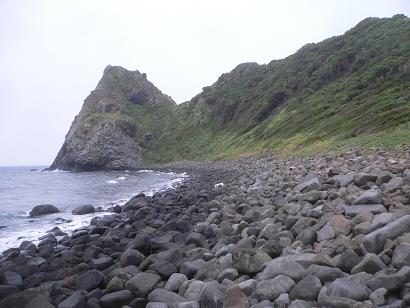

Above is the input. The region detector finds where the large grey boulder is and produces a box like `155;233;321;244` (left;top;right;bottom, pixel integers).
256;275;295;301
351;253;386;274
353;189;383;205
25;295;55;308
75;269;105;291
183;280;206;301
180;259;206;279
337;249;361;273
120;249;145;267
148;288;187;304
237;279;257;297
307;264;345;283
165;273;188;292
362;215;410;253
72;205;95;215
392;242;410;268
334;172;355;187
289;275;322;301
326;277;371;301
58;291;86;308
369;213;396;232
344;204;386;217
198;281;225;308
260;260;306;282
0;271;22;287
99;290;132;308
125;272;161;297
232;248;271;275
29;204;60;217
223;284;249;308
294;178;322;193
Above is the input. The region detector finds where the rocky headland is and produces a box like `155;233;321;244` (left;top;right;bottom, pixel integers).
1;146;410;307
48;65;176;171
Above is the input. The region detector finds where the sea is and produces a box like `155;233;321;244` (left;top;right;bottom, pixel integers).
0;166;187;253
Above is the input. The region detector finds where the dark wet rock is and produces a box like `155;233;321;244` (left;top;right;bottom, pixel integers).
72;205;95;215
0;285;19;299
337;249;361;273
232;248;271;275
58;291;86;308
125;272;161;297
90;254;113;271
29;204;60;217
185;232;208;248
127;234;151;255
366;273;404;291
147;288;187;304
106;276;124;292
23;273;48;289
25;294;55;308
0;271;22;287
307;264;345;283
351;253;386;274
180;259;206;279
151;233;174;251
75;270;106;291
120;249;145;267
99;290;132;308
149;259;178;279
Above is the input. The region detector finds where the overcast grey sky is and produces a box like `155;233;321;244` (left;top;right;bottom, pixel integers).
0;0;409;166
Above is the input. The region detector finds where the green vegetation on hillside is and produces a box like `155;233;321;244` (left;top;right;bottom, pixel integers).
141;15;410;163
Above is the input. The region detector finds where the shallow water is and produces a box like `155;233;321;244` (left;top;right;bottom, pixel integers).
0;166;187;252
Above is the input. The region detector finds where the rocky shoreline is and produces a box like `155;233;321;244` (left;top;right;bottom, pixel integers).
1;146;410;308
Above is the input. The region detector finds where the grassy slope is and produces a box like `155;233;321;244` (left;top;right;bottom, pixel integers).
141;15;410;163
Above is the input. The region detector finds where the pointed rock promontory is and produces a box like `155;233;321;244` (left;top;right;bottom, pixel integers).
49;65;175;171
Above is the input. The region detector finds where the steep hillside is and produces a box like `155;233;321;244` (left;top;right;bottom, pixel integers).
50;15;410;170
144;14;410;163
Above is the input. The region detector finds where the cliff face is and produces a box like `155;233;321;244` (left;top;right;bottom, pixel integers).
50;15;410;170
49;66;176;171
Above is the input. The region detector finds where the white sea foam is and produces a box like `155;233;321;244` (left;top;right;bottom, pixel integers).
44;169;69;173
0;168;189;253
137;169;154;173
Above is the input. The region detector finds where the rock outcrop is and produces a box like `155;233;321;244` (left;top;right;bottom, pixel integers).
48;66;175;171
